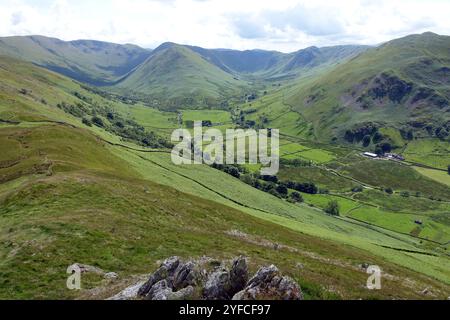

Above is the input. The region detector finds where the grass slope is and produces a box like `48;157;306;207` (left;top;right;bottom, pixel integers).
114;43;248;109
0;35;150;85
285;32;450;143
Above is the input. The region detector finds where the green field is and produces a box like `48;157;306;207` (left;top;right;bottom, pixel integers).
414;167;450;187
182;110;232;124
404;139;450;170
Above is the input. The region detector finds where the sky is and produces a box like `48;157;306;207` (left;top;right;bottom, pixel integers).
0;0;449;52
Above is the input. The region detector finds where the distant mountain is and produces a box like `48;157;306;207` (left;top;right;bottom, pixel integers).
286;32;450;144
186;46;285;74
0;35;151;85
187;44;368;78
0;35;368;108
114;42;248;109
113;42;367;109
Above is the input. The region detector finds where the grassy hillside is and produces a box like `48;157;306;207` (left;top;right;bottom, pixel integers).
0;36;368;112
0;35;150;85
3;123;449;300
285;32;450;146
114;43;249;110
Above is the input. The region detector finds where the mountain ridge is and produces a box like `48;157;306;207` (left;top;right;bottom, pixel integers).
0;35;369;103
284;32;450;145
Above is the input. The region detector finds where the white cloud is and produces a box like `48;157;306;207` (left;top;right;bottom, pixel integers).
0;0;449;52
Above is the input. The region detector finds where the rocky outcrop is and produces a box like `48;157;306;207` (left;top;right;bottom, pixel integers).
129;256;302;301
367;72;413;103
137;256;181;297
232;265;303;300
108;281;146;300
173;261;200;290
229;257;249;293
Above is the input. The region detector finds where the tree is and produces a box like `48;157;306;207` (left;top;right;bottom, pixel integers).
82;117;92;127
290;192;304;203
275;184;288;197
383;142;392;153
400;191;410;198
294;182;318;194
202;120;212;127
240;174;254;186
225;166;240;178
385;187;394;195
448;165;450;175
115;121;125;128
362;135;371;147
268;189;282;198
373;132;384;144
406;130;414;141
262;175;278;183
91;116;104;128
324;200;340;216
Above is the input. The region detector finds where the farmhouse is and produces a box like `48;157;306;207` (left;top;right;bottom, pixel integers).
363;152;378;158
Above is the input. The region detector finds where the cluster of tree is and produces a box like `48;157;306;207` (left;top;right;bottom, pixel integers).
406;120;450;141
283;180;319;194
374;142;392;155
210;164;306;203
58;97;171;149
57;102;90;118
210;164;346;217
344;123;379;144
184;120;213;128
280;158;313;168
232;111;257;129
324;200;340;216
435;126;449;141
73;91;93;104
400;128;415;141
80;85;139;105
343;123;400;153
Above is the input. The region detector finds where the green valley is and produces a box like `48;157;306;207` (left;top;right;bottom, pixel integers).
1;30;449;301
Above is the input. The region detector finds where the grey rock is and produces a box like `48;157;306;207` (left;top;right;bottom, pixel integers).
229;257;248;294
277;276;303;300
203;269;232;300
173;261;200;290
108;281;146;300
247;265;279;288
168;286;195;300
130;257;303;301
70;263;104;275
161;256;182;273
148;280;173;300
104;272;119;280
233;265;303;300
138;257;181;297
232;290;245;300
421;288;430;295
